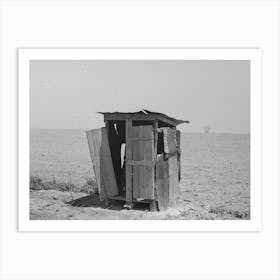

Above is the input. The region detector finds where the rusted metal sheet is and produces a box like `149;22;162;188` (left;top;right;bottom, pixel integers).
142;109;189;126
98;109;189;126
86;127;118;201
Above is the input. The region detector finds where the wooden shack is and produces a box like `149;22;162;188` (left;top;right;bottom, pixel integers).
86;109;189;211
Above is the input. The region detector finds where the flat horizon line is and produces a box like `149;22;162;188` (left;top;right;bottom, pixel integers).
30;127;250;135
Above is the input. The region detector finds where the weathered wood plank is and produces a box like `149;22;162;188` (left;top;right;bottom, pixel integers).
168;154;179;207
135;126;154;199
131;125;154;200
127;160;155;166
154;119;158;158
156;155;169;211
100;131;119;198
154;119;158;202
86;129;103;198
105;120;110;137
125;119;133;203
86;127;118;201
176;130;181;182
128;137;152;141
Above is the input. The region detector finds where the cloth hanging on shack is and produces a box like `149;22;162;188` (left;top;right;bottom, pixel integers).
157;127;180;158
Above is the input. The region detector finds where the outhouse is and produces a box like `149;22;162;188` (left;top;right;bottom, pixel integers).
86;109;189;211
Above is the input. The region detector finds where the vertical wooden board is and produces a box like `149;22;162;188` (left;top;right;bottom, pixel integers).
132;166;139;198
86;129;104;199
99;128;119;197
139;165;154;199
156;155;169;211
168;155;179;207
176;130;181;182
125;119;133;203
154;120;158;159
131;125;154;200
105;120;110;137
176;129;181;147
86;127;118;201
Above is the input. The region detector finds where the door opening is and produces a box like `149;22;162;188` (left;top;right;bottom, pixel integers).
107;121;126;195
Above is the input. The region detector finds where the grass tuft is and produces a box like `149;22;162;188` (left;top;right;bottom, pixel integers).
30;176;98;194
79;178;98;195
209;205;249;219
30;176;44;190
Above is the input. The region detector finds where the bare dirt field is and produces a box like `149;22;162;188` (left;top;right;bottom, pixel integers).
30;129;250;220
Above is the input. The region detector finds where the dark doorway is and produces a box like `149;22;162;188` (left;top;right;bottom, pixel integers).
107;121;126;194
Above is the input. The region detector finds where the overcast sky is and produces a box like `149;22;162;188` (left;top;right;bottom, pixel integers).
30;60;250;133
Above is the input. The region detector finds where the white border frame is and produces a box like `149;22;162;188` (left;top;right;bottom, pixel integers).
18;48;262;232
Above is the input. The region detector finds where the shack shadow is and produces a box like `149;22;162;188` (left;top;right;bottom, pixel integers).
67;194;150;211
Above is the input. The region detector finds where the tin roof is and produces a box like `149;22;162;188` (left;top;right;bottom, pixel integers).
98;109;189;126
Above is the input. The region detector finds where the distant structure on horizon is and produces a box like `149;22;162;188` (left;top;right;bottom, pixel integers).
203;125;211;134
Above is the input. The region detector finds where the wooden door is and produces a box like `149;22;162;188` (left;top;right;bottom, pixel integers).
86;127;119;201
127;125;154;200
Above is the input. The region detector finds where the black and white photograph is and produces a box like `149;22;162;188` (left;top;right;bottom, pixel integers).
2;1;280;280
28;57;251;221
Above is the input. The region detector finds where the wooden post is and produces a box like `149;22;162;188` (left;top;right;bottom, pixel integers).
168;155;179;207
125;118;133;204
154;118;158;204
176;130;181;182
154;118;158;158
